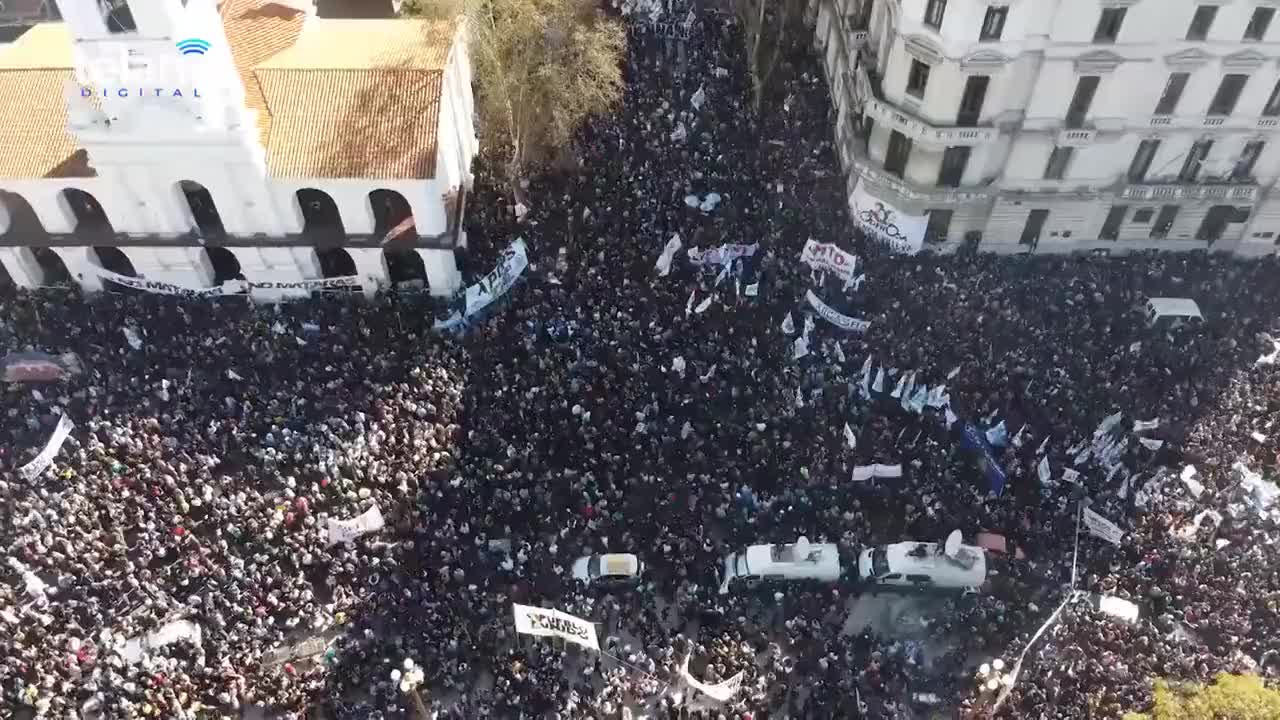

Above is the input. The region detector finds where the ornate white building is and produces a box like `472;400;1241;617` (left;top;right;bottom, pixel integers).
0;0;476;299
815;0;1280;255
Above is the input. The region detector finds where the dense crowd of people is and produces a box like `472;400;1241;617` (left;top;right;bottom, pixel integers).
3;3;1280;719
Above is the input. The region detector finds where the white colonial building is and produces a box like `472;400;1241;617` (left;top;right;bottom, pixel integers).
0;0;476;299
815;0;1280;255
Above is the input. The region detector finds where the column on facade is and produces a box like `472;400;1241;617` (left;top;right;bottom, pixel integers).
347;248;390;298
417;248;461;297
0;247;45;288
238;246;318;302
332;189;375;235
124;246;217;287
50;247;104;292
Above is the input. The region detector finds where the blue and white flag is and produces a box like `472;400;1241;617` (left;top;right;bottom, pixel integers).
960;422;1007;495
985;420;1008;448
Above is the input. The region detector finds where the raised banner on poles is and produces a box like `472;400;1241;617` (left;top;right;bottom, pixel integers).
798;239;858;280
512;604;600;651
805;291;871;332
850;182;927;255
850;464;903;482
326;505;385;546
435;238;529;330
18;413;74;480
680;655;744;702
687;242;758;267
1082;507;1125;546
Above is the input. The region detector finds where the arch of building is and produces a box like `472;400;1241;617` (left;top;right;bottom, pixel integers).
203;246;243;284
34;247;72;285
316;246;356;278
93;246;136;278
0;191;49;239
60;188;115;239
383;248;428;288
295;188;345;241
368;189;416;240
178;180;227;240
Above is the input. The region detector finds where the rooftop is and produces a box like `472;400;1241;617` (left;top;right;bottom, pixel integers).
0;23;89;178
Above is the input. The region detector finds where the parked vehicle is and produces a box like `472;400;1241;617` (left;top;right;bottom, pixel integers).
571;553;644;586
857;531;986;593
718;537;841;594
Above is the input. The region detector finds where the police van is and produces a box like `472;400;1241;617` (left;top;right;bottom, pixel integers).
718;537;842;594
858;532;986;593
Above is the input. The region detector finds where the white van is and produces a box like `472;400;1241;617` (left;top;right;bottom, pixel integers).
858;539;986;592
718;537;842;594
1144;297;1203;328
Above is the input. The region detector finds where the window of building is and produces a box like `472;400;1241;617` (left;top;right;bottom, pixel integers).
1044;146;1074;180
885;130;912;178
100;0;137;32
1263;78;1280;116
924;0;947;30
980;5;1008;41
1179;140;1213;182
1185;5;1218;41
1150;205;1180;239
1153;72;1190;116
1232;140;1265;181
1065;76;1100;129
957;75;990;126
1093;7;1127;43
1099;205;1128;240
925;209;953;244
1133;208;1155;223
1128;139;1161;183
1208;74;1249;116
1245;7;1275;41
938;147;971;187
907;59;931;99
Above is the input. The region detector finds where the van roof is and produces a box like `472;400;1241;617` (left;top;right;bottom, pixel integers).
1146;297;1203;320
743;542;841;580
884;541;987;584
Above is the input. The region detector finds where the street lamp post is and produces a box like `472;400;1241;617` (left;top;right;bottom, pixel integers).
392;658;430;719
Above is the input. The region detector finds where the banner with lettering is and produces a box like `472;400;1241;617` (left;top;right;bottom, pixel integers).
18;413;74;480
850;181;927;255
326;505;385;546
1082;507;1125;546
680;655;744;702
798;239;858;281
805;290;870;332
850;464;903;482
1;352;81;383
249;277;360;292
91;266;251;297
686;243;758;267
435;238;529;330
512;604;600;651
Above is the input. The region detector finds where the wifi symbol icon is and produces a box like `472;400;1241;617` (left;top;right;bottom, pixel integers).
176;38;210;56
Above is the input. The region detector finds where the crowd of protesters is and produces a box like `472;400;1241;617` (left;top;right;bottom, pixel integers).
2;3;1280;720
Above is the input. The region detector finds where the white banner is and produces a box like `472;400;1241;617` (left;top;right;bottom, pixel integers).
326;505;385;546
120;619;203;665
798;239;858;280
655;233;682;276
92;266;250;297
435;239;529;330
512;603;600;651
686;243;758;266
19;414;74;480
680;655;744;702
805;290;870;332
1138;437;1164;451
1133;418;1160;433
850;182;927;255
249;276;360;292
1082;507;1125;546
850;463;902;482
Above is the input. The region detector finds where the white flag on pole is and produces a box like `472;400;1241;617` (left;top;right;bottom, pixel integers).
1082;507;1125;546
781;312;795;335
18;413;75;481
1037;456;1052;486
871;367;885;393
655;233;682;276
844;423;857;449
680;655;743;702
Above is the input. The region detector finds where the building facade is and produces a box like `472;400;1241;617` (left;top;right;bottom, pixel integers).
815;0;1280;256
0;0;477;299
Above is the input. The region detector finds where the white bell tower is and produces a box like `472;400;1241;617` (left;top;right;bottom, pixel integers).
57;0;253;137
